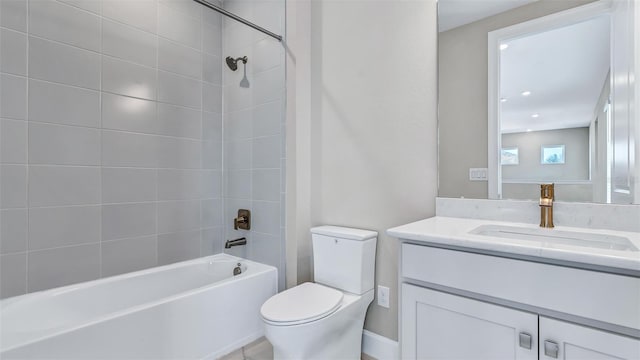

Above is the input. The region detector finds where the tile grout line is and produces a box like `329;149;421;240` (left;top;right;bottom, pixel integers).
25;0;31;295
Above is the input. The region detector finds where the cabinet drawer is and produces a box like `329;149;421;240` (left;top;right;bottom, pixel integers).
401;243;640;331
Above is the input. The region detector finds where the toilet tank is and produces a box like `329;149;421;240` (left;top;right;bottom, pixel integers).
310;226;377;295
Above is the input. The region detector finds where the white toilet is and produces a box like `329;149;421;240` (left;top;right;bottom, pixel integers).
260;226;377;360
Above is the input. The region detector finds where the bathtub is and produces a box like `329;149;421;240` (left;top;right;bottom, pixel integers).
0;253;277;359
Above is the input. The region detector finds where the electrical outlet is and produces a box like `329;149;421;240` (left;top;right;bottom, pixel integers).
377;285;390;308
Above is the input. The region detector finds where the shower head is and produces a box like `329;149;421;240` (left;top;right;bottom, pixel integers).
226;56;247;71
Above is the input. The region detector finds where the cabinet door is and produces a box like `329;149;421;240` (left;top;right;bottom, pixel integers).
539;317;640;360
401;284;538;360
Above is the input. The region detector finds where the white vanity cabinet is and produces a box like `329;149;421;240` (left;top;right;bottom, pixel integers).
399;243;640;360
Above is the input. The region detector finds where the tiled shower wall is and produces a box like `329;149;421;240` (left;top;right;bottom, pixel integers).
0;0;225;298
221;0;285;290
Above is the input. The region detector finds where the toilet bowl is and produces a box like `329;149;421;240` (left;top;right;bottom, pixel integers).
260;226;377;360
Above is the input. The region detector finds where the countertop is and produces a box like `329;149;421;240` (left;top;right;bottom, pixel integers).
388;216;640;274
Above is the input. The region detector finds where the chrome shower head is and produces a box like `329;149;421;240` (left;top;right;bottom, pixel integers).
226;56;247;71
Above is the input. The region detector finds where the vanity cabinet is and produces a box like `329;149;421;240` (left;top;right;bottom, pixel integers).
399;243;640;359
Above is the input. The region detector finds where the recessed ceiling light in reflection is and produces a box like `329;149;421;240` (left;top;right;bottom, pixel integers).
531;113;539;118
526;129;532;132
500;44;509;50
521;91;531;96
500;98;508;103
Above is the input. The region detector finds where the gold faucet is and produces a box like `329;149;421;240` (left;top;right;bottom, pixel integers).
539;183;554;228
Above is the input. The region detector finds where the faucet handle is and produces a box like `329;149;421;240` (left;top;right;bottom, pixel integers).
233;209;251;230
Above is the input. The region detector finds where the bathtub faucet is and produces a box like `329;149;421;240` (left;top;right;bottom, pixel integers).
225;237;247;249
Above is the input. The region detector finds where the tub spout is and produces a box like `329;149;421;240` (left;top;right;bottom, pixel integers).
225;237;247;249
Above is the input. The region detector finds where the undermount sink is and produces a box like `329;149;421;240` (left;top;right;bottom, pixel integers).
470;225;638;252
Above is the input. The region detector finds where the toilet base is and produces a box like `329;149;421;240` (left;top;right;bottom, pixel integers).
264;290;374;360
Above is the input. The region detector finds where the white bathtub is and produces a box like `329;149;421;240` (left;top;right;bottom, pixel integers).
0;253;277;359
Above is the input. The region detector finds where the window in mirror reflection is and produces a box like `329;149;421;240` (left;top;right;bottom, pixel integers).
501;147;519;165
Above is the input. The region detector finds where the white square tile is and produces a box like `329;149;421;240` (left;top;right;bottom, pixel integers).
0;0;27;31
102;93;158;133
157;103;202;139
158;0;201;20
157;229;201;265
225;109;252;141
225;139;251;170
102;130;159;168
158;71;202;109
158;169;202;200
158;37;203;79
201;198;223;228
57;0;101;14
0;74;27;120
223;83;252;112
102;0;157;33
28;122;100;165
102;203;157;240
102;19;157;68
253;66;284;106
203;83;222;113
202;141;223;169
29;36;100;90
157;136;202;169
252;169;279;201
27;244;100;292
0;165;27;208
158;3;201;50
29;79;100;127
202;20;222;56
102;167;157;203
0;119;27;164
0;28;27;75
201;170;222;199
0;253;26;298
225;170;251;199
28;165;100;207
28;205;101;250
29;0;100;51
203;53;222;84
253;101;282;137
0;209;27;253
253;38;283;74
102;56;157;100
102;236;158;277
157;200;201;233
251;201;280;235
200;227;223;256
202;111;222;142
252;135;280;168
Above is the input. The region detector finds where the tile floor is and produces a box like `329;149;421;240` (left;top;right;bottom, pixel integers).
218;338;376;360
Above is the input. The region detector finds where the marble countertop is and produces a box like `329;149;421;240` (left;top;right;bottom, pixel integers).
388;216;640;273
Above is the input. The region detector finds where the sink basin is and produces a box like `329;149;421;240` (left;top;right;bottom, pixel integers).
470;225;638;252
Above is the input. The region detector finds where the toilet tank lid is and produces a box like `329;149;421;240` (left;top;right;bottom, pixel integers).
310;226;377;241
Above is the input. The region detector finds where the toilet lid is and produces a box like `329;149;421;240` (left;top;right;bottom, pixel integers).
261;283;343;325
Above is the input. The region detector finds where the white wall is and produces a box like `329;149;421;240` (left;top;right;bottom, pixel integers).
0;0;225;298
300;0;439;341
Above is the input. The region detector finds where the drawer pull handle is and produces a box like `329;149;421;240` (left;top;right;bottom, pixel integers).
544;340;559;358
518;332;532;349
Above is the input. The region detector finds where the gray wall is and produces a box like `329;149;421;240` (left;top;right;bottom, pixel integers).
308;0;438;341
221;0;286;291
0;0;226;298
438;0;596;199
502;127;590;181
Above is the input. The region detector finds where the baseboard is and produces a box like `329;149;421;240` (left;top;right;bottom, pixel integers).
362;330;399;360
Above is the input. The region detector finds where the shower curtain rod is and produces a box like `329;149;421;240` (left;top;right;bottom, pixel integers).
192;0;283;42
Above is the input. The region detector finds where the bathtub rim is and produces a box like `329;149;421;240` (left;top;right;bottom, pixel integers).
0;253;277;353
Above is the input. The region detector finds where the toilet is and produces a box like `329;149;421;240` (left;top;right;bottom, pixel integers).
260;226;377;360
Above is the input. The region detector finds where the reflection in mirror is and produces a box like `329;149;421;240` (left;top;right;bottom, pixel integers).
437;0;639;204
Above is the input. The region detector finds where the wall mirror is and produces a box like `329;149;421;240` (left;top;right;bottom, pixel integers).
437;0;639;204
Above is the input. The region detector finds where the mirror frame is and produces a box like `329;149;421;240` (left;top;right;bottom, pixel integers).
487;0;619;200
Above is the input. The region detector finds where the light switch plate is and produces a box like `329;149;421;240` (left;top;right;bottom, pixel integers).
469;168;488;181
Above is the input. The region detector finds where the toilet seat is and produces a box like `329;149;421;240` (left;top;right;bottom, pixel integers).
260;283;344;326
